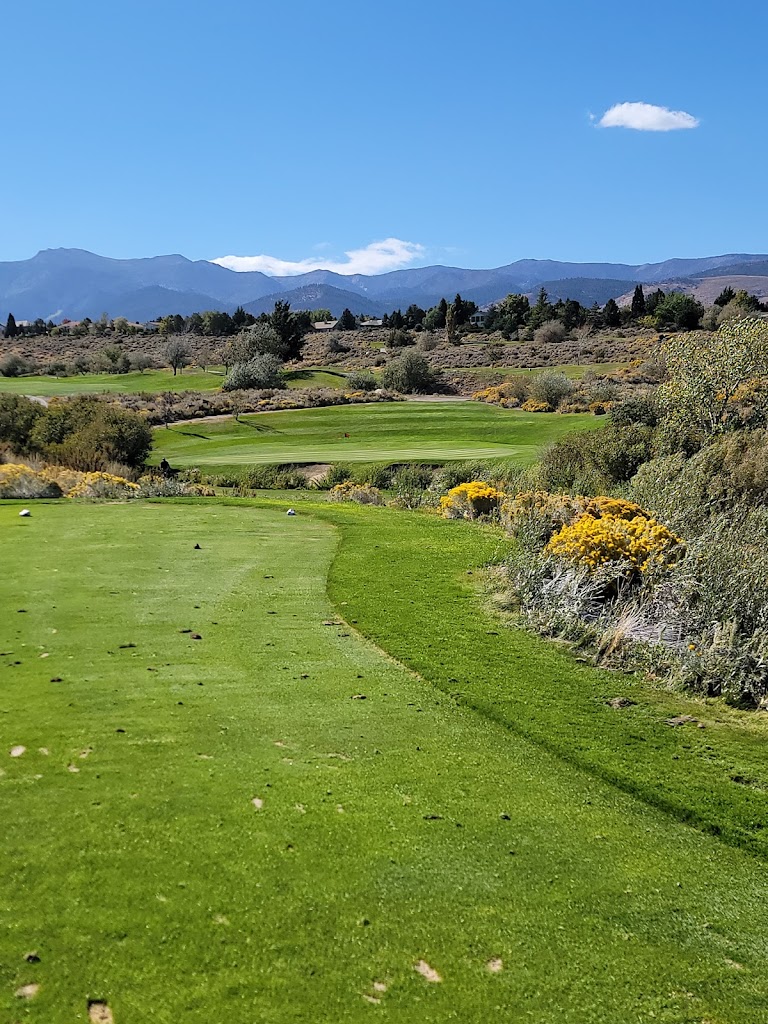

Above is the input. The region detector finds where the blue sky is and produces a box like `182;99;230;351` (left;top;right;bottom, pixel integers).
3;0;766;272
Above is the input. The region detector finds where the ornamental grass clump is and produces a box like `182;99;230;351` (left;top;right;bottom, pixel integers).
440;481;506;519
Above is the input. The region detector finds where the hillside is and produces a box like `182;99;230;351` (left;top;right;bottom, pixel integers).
3;248;768;322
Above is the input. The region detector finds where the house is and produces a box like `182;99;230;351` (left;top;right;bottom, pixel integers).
358;319;385;329
313;320;340;331
469;310;488;327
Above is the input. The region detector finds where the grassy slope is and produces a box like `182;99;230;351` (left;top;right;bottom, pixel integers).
152;402;601;469
0;368;346;397
1;499;768;1022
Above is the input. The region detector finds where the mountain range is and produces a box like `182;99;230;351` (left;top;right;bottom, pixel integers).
3;248;768;323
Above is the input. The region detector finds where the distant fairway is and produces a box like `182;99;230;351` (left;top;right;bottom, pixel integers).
0;367;346;397
152;401;602;469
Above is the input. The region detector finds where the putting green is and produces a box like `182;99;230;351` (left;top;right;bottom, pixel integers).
1;499;768;1022
153;401;602;469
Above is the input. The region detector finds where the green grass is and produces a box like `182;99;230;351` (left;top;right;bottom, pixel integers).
152;401;601;470
2;498;768;1022
0;367;347;397
0;368;227;396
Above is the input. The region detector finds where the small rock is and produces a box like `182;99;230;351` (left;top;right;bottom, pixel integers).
351;694;367;700
665;715;697;727
10;745;26;758
191;633;202;640
286;509;297;516
19;509;31;517
252;797;264;810
24;951;41;963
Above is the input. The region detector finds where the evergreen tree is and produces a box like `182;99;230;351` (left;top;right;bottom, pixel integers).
714;286;736;308
529;288;552;328
232;305;247;328
269;300;308;359
630;284;646;319
603;298;622;328
561;298;583;331
4;313;18;338
338;308;357;331
645;289;666;315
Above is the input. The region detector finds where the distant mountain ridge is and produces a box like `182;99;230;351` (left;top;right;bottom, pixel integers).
2;248;768;322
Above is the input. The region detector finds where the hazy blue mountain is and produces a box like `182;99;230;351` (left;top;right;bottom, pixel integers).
3;247;768;322
243;284;385;318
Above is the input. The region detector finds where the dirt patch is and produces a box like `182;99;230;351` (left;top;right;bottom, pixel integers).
15;983;40;999
299;464;331;484
88;1001;114;1023
486;957;504;973
414;960;442;983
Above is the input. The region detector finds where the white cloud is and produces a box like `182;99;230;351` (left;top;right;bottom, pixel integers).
597;101;700;132
211;237;426;276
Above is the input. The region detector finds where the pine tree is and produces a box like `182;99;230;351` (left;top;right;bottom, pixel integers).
603;298;621;327
338;308;357;331
630;284;646;319
4;313;18;338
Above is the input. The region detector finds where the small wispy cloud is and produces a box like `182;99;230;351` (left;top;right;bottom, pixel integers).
596;101;700;132
211;238;426;276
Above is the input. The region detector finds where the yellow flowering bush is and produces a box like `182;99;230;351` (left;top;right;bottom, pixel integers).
546;512;683;574
328;480;384;506
0;462;138;499
472;383;522;408
0;463;63;498
582;496;650;522
440;481;506;519
520;398;551;413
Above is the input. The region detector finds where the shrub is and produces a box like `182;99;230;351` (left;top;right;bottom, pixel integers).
223;353;285;391
440;481;506;519
546;512;683;575
328;481;385;505
0;463;63;498
0;462;140;499
533;320;567;346
610;396;658;428
0;394;44;454
521;398;552;413
501;491;588;544
316;463;354;488
387;329;415;349
538;425;654;493
380;352;438;394
529;371;574;410
0;353;31;377
345;371;377;391
472;377;530;407
29;397;152;470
